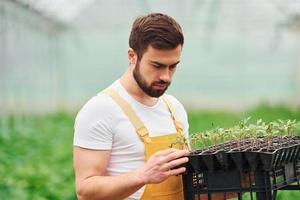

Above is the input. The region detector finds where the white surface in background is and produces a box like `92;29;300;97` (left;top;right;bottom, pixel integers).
15;0;94;22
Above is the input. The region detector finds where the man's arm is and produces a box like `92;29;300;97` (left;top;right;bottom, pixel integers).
74;146;189;200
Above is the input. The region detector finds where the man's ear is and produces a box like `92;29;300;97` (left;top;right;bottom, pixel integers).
128;48;137;65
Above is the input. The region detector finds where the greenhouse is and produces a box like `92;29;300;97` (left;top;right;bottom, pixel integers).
1;0;300;199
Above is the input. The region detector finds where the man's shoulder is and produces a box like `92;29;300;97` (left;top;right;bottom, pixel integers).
163;94;187;115
163;94;184;107
76;92;119;118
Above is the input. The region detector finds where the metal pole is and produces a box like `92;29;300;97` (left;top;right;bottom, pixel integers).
0;0;9;138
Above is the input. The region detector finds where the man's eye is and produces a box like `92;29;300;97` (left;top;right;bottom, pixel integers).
170;64;177;69
153;64;162;68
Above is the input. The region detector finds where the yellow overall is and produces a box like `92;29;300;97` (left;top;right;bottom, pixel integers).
104;89;185;200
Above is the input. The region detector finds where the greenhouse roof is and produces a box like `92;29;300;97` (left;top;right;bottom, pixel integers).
13;0;94;22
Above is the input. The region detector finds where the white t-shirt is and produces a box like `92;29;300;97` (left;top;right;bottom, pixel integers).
73;80;189;199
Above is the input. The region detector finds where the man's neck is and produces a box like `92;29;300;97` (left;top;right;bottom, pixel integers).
119;70;158;107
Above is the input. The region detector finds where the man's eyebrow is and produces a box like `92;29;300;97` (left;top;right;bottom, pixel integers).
150;60;180;67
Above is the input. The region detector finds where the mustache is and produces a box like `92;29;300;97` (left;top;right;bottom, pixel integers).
154;80;170;85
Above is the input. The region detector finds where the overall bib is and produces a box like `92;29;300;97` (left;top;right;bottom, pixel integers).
104;89;185;200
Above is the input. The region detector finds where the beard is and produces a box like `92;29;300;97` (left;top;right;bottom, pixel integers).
133;62;170;97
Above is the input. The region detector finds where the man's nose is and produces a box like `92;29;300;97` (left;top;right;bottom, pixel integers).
159;68;171;82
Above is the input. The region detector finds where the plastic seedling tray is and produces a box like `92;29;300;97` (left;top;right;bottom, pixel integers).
182;136;300;200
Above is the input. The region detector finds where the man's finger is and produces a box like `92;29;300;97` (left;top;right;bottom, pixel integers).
161;157;189;172
154;148;177;157
163;149;189;163
166;167;186;176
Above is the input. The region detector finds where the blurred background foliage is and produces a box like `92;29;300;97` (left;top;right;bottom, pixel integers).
1;0;300;199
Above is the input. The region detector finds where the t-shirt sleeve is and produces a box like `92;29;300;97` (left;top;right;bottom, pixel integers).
73;95;115;150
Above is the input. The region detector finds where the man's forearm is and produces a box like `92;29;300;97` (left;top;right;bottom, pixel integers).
76;169;145;200
75;148;189;200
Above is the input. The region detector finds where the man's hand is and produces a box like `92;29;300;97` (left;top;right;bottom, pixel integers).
135;148;189;184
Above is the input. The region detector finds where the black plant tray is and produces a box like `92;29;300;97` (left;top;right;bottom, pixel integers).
182;136;300;200
187;136;300;172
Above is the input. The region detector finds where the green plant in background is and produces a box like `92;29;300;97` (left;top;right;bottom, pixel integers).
0;112;77;200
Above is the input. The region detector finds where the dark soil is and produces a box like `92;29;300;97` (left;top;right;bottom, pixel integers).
190;136;300;154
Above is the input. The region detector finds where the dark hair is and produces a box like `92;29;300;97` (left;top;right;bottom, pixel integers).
129;13;184;60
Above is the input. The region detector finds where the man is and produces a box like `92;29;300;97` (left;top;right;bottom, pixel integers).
73;13;190;200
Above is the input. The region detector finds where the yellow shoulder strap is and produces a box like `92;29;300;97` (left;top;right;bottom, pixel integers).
102;88;151;143
161;95;183;134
